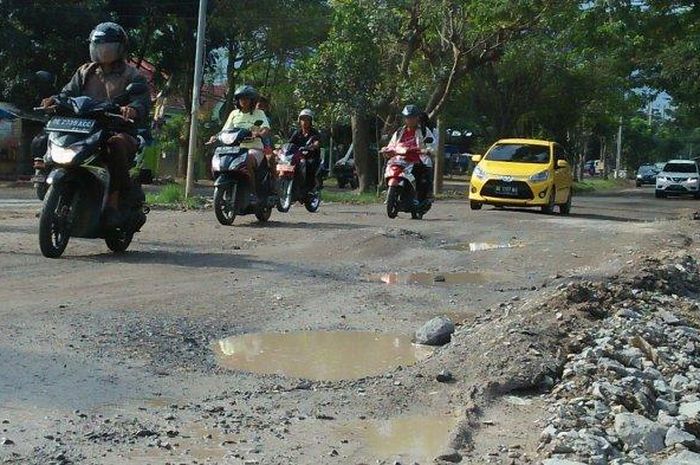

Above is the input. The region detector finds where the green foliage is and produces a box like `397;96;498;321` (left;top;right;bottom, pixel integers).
146;184;204;209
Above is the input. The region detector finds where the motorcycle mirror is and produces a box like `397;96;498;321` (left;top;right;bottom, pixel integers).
379;134;390;144
424;137;434;144
125;82;149;96
34;71;57;96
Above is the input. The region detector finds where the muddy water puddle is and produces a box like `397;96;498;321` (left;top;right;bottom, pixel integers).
445;241;523;252
341;414;459;462
372;271;491;285
214;331;433;381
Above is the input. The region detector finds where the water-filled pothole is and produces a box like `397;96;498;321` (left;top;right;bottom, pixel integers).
341;414;459;462
214;331;433;381
372;272;490;285
445;241;523;252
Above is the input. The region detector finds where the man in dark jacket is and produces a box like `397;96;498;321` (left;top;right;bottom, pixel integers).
288;109;321;191
41;22;150;224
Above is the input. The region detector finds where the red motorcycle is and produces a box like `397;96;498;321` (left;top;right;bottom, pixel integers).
275;142;321;213
382;138;433;220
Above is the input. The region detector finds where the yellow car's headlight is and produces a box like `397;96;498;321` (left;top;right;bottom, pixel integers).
529;170;550;182
473;166;487;180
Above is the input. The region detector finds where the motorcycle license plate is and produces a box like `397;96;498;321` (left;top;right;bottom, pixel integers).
495;185;518;195
277;165;294;173
32;175;47;183
216;146;241;155
46;117;96;134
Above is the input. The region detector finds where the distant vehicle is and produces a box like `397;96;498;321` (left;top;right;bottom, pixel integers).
636;165;658;187
469;138;573;215
333;146;359;189
449;153;472;174
655;160;700;199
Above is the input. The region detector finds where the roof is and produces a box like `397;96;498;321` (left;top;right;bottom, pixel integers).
664;159;696;164
495;138;554;146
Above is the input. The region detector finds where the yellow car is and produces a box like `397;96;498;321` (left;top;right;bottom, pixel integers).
468;138;573;214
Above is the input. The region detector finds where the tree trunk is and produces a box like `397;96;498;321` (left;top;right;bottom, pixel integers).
351;110;373;193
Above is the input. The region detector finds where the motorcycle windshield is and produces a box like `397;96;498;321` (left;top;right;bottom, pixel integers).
69;96;113;115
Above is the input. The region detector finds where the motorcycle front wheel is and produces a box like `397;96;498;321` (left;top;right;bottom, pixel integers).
214;184;237;226
386;185;399;219
39;184;73;258
277;178;293;213
255;206;272;223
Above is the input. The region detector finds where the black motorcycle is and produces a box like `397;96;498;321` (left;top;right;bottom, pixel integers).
210;123;277;225
34;83;150;258
275;142;322;213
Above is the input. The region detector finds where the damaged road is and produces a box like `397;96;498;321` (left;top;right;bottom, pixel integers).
1;187;699;465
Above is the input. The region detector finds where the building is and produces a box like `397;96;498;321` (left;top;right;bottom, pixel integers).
0;104;46;181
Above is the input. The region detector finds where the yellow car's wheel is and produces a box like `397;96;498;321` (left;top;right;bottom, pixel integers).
541;187;556;214
560;191;572;215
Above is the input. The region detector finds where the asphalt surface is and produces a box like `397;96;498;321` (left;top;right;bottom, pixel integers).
0;184;697;464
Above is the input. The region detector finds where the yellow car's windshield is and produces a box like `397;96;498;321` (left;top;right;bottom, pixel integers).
486;144;550;164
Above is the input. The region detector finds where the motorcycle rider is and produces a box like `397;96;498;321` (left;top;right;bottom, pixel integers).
288;109;321;192
40;22;150;226
386;104;437;200
213;85;272;201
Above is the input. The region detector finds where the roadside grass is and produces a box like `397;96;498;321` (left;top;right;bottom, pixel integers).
146;184;206;209
573;178;632;194
321;189;381;204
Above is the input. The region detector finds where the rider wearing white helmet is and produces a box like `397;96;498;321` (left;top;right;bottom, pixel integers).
289;109;322;192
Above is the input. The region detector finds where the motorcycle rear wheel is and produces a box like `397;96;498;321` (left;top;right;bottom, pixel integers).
39;184;72;258
214;185;237;225
305;192;321;213
105;229;134;253
255;206;272;223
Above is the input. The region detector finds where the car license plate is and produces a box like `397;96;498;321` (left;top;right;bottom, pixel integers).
46;117;96;134
216;146;241;155
495;184;518;195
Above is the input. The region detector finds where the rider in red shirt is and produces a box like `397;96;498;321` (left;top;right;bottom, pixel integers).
386;105;437;198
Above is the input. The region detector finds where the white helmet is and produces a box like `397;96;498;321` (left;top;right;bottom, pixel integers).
298;109;314;121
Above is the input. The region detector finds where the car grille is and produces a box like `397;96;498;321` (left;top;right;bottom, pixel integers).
481;180;534;200
666;185;688;192
672;177;688;183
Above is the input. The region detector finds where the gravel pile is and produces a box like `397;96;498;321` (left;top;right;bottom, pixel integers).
538;255;700;465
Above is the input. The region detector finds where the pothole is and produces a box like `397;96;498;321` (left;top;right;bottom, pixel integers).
213;331;433;381
340;414;459;462
445;241;523;252
371;272;491;285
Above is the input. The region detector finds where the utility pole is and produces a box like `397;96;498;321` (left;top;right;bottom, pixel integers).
615;117;622;179
433;117;445;196
185;0;208;198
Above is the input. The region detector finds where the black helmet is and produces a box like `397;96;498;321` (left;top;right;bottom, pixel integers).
89;22;128;65
401;104;421;118
233;85;259;103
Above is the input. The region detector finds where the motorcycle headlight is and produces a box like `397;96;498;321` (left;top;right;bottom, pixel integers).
529;170;550;182
636;174;642;179
473;165;487;180
219;132;237;145
212;155;222;172
48;142;80;164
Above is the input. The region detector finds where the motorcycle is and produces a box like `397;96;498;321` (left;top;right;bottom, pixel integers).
34;82;150;258
275;142;321;213
382;137;433;220
209;123;277;225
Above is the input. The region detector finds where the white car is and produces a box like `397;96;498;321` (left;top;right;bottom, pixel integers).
655;160;700;199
